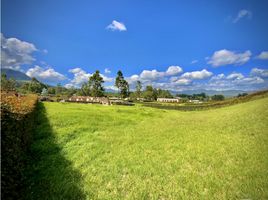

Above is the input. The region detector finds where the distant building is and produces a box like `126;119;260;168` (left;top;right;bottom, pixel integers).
157;98;180;103
189;99;202;104
68;96;110;105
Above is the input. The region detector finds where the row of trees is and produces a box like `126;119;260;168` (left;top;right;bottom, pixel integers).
80;70;130;98
1;70;226;101
79;70;173;100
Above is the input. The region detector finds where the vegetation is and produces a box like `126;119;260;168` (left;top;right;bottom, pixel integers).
115;70;129;98
24;95;268;199
211;94;225;101
81;70;105;97
1;92;38;200
1;73;16;91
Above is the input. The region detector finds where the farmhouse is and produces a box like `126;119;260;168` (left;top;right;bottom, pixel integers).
189;99;202;104
157;98;180;103
68;96;110;105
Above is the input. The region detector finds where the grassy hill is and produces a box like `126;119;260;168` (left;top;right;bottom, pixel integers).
25;96;268;199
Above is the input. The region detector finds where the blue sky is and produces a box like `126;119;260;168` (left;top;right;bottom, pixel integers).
1;0;268;91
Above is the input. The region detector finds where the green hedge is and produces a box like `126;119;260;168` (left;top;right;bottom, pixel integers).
1;93;38;200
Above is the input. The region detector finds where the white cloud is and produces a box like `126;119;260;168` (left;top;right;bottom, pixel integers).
1;33;37;69
233;76;264;85
134;66;183;82
67;68;113;87
166;66;183;76
140;69;165;81
174;78;192;85
105;85;118;91
104;68;111;74
191;60;198;64
210;73;225;81
256;51;268;60
126;74;140;85
208;71;265;91
26;66;66;83
250;68;268;78
100;73;113;82
106;20;127;31
208;49;251;67
233;9;252;23
181;69;213;80
226;72;244;80
68;68;92;87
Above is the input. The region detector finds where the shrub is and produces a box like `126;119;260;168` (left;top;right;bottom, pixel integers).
1;92;38;199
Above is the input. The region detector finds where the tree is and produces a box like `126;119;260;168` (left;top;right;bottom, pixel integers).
237;93;248;97
211;94;225;101
81;82;91;96
41;88;48;96
1;73;16;91
135;80;142;98
115;70;129;98
55;83;63;95
48;87;56;95
143;85;157;101
89;70;105;97
156;88;173;98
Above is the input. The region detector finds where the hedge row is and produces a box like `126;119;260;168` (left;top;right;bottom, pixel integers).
1;92;38;200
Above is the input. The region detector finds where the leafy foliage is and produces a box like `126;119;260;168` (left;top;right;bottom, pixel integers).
211;94;225;101
1;73;16;91
1;92;38;199
115;70;129;98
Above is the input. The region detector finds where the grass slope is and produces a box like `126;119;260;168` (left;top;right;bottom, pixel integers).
25;97;268;199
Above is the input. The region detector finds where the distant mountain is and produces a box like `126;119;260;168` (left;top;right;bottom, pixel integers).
172;89;248;97
1;68;31;81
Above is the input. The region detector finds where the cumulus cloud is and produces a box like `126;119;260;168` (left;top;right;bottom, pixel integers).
208;49;251;67
256;51;268;60
166;66;183;76
181;69;213;80
226;72;244;80
174;78;192;85
106;20;127;31
68;68;92;87
104;68;111;74
233;9;252;23
210;73;225;81
250;68;268;78
1;33;37;70
126;74;140;85
208;71;265;91
67;68;113;88
101;74;113;82
26;66;66;83
140;69;165;81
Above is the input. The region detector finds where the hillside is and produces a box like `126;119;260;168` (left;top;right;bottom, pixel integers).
24;96;268;199
1;68;31;81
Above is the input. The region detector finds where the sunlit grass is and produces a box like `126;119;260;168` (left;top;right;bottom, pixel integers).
26;97;268;199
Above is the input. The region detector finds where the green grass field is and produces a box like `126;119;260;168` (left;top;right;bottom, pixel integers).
25;97;268;200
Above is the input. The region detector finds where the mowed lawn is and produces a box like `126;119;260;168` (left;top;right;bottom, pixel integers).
25;97;268;200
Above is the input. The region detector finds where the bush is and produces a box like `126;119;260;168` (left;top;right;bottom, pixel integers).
1;92;38;199
211;94;225;101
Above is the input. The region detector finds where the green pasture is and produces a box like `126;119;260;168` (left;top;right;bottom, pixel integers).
25;97;268;199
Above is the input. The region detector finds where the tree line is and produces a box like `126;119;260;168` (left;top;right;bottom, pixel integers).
1;70;229;101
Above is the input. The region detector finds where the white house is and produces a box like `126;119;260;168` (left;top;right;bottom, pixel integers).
157;98;180;103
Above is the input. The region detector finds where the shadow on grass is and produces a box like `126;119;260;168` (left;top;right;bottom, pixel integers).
24;103;86;200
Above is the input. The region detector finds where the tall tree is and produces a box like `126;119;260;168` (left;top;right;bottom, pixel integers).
115;70;129;98
135;80;142;98
143;85;157;101
89;70;105;97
